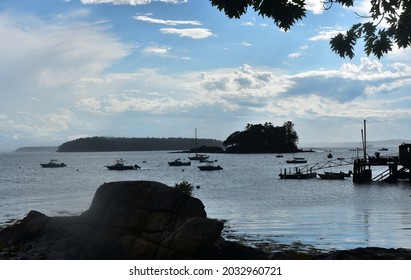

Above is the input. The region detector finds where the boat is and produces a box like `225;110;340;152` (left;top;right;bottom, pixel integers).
279;168;316;179
189;153;209;161
325;171;352;177
276;154;284;158
318;172;346;179
286;158;307;164
378;147;389;151
327;153;333;158
198;161;223;171
168;158;191;166
286;154;307;163
188;128;209;161
40;159;67;168
105;159;140;170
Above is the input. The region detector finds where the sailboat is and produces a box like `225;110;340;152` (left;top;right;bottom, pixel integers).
188;128;209;161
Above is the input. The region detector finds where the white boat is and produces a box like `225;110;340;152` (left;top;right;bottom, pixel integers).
168;158;191;166
198;161;223;171
188;128;209;161
189;153;209;161
40;159;67;168
105;159;140;170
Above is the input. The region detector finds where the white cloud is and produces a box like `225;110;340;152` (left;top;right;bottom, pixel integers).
134;15;201;26
143;45;171;56
288;52;303;58
0;11;132;145
160;28;213;39
309;28;344;41
305;0;325;14
0;12;131;98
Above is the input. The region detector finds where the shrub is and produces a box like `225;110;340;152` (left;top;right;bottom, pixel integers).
174;181;194;196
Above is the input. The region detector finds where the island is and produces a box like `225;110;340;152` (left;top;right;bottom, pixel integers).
56;136;223;152
223;121;301;153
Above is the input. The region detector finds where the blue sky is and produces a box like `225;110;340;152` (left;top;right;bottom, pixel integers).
1;0;411;151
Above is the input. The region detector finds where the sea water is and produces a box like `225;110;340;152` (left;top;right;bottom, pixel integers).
1;148;411;251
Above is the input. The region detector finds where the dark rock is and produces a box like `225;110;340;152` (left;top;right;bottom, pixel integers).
1;180;409;260
317;247;411;260
0;181;233;259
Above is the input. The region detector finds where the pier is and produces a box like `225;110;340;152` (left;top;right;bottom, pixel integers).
353;143;411;183
280;120;411;182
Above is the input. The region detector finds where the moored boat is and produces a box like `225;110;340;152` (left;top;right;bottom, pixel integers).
168;158;191;166
286;159;307;164
279;167;316;179
105;159;140;170
318;172;346;179
40;159;67;168
189;153;209;161
198;161;223;171
279;171;316;179
325;171;352;177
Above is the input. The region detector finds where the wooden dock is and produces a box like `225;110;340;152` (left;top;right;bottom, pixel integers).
353;143;411;183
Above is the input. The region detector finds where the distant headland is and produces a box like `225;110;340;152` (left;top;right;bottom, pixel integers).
14;146;58;153
56;136;223;153
13;121;305;153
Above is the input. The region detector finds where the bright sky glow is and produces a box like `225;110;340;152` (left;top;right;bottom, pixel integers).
1;0;410;151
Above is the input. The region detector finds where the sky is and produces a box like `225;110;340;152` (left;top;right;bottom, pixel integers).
1;0;411;151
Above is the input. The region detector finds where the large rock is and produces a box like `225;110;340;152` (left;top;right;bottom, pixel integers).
0;181;254;259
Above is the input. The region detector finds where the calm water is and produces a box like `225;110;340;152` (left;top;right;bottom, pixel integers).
1;148;411;251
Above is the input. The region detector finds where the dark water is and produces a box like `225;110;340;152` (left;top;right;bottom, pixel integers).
1;148;411;250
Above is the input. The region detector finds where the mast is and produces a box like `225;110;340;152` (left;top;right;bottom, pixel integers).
363;119;367;160
194;128;198;151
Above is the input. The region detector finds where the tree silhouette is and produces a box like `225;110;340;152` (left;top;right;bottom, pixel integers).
223;121;299;152
210;0;411;58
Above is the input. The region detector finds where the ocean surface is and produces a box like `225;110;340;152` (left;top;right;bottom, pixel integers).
1;147;411;251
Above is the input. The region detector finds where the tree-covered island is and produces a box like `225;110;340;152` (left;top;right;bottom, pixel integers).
223;121;300;153
55;121;300;153
56;137;223;152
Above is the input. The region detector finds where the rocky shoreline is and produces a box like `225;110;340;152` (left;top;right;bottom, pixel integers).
0;181;410;260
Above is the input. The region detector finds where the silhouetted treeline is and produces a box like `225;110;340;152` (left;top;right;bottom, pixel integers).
223;121;300;153
57;137;223;152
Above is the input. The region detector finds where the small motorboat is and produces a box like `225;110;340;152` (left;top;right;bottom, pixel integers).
279;172;317;179
319;171;352;179
189;153;209;161
198;161;223;171
318;173;346;179
40;159;67;168
279;168;316;179
168;158;191;166
105;159;140;170
286;158;307;164
325;171;352;177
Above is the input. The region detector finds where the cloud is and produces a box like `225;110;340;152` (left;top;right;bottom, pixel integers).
309;28;344;41
143;45;171;56
288;52;303;58
0;11;132;144
0;12;131;97
284;58;411;108
134;15;201;26
305;0;325;14
160;28;213;39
